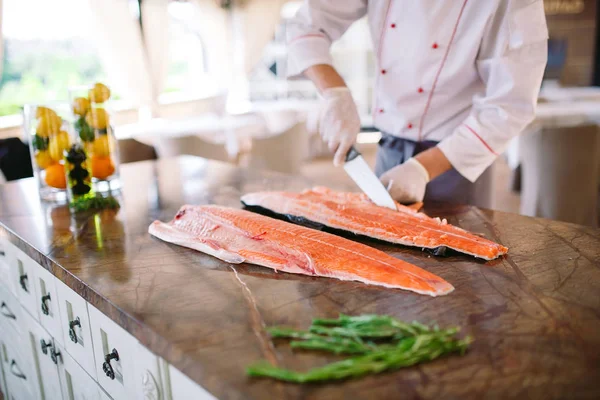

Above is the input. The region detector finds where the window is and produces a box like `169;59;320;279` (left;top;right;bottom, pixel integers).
0;0;108;117
247;1;375;118
162;1;218;99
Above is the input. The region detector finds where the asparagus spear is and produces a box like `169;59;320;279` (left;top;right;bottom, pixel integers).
248;314;472;383
309;314;433;339
247;333;472;383
268;327;377;354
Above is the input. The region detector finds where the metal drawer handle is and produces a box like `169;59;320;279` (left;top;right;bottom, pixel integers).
41;293;51;315
40;339;52;355
10;360;26;380
19;273;28;292
69;317;81;343
102;348;119;380
0;302;16;319
50;346;61;365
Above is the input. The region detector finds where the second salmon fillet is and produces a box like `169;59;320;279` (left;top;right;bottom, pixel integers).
149;205;454;297
241;187;508;260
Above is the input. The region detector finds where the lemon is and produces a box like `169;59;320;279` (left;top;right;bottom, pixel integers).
35;106;58;120
92;135;111;157
88;83;111;103
36;114;62;137
48;131;71;162
85;108;109;130
35;150;54;170
83;141;95;156
72;97;90;116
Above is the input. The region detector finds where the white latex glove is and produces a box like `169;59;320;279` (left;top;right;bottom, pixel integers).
319;87;361;166
380;158;431;203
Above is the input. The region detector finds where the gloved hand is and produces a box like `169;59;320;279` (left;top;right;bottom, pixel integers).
318;87;361;166
380;158;430;203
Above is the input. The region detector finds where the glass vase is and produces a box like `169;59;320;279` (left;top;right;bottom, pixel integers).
23;103;72;203
69;83;121;196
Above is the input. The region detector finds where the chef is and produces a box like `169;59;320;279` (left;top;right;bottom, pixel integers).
286;1;548;206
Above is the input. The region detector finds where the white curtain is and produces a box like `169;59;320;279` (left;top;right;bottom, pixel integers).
238;0;287;76
191;0;285;110
87;0;170;117
0;0;4;80
193;0;233;93
141;0;170;111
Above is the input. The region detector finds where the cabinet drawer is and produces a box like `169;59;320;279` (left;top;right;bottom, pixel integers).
57;344;100;400
134;343;170;400
21;308;63;400
6;243;39;321
0;340;8;399
33;265;63;345
169;365;217;400
1;331;42;400
0;236;15;296
88;303;137;400
54;278;97;380
0;283;23;349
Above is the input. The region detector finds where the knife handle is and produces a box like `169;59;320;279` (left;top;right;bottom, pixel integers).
345;146;360;162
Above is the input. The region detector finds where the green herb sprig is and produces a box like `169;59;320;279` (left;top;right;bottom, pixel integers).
246;314;472;383
71;195;120;213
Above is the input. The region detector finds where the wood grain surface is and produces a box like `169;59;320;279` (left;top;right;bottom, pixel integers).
0;156;598;400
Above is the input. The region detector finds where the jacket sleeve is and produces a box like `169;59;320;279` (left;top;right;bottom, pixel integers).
286;0;368;79
437;0;548;182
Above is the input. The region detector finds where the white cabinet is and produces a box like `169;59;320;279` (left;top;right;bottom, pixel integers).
0;237;15;295
0;339;8;399
57;344;100;400
98;387;113;400
1;332;41;400
0;283;23;350
134;343;170;400
33;265;63;345
54;278;97;380
6;243;39;320
169;366;216;400
88;303;137;400
0;239;226;400
22;309;63;400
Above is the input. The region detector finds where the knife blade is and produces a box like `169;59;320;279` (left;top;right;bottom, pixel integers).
343;146;397;210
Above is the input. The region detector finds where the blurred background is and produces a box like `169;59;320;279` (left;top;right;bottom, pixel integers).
0;0;599;227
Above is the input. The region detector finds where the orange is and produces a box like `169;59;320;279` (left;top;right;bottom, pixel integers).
91;156;115;179
88;83;111;103
44;164;67;189
85;108;109;130
72;97;90;116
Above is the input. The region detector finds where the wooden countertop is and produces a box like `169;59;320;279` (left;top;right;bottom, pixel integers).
0;156;599;399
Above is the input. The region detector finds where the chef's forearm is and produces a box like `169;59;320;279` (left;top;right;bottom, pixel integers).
414;147;452;181
304;65;347;94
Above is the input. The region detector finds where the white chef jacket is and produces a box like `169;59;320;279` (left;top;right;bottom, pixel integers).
286;0;549;182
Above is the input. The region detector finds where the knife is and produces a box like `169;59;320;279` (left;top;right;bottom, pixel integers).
343;146;397;210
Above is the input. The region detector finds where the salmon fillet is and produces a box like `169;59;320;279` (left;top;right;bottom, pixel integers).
241;187;508;260
149;205;454;296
